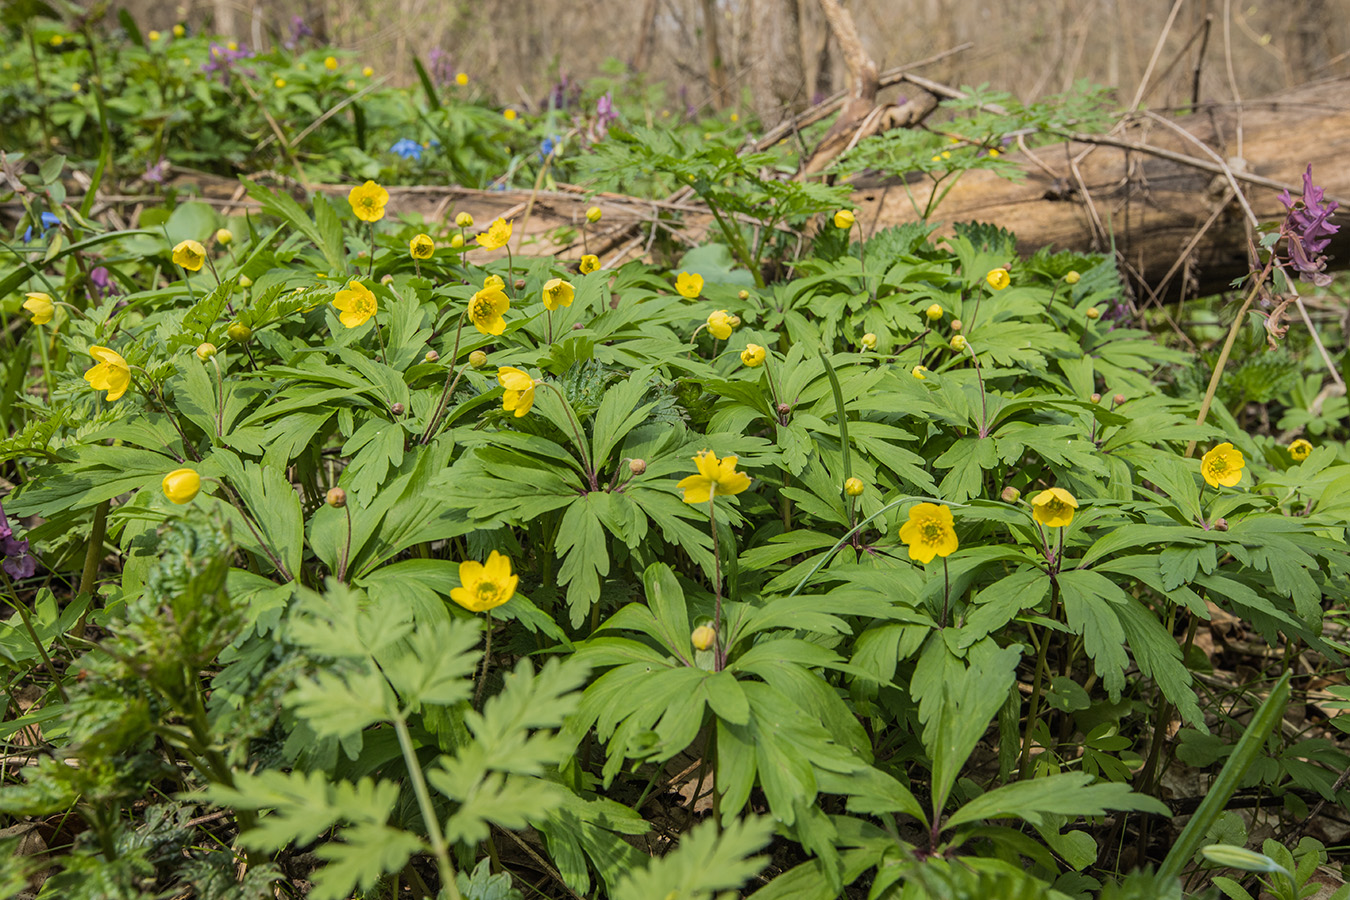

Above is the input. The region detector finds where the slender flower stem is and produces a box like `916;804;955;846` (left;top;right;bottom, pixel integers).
963;343;991;438
209;357;225;440
420;310;469;445
541;383;597;489
393;716;462;900
0;583;69;703
707;492;726;671
940;557;950;629
474;611;493;708
337;503;353;582
372;316;388;365
505;246;515;299
367;223;376;279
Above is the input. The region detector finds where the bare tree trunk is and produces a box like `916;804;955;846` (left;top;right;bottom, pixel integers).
700;0;731;109
748;0;807;125
797;0;882;174
633;0;660;71
807;0;834;101
213;0;236;37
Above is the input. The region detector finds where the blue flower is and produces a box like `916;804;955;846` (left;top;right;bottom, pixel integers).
390;138;424;161
22;212;61;244
538;134;562;162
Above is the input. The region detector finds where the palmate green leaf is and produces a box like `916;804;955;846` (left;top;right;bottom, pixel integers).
555;495;612;627
211;450;304;577
945;771;1168;829
375;618;480;712
611;816;775;900
287;668;398;739
288;580;412;658
208;769;403;848
1057;569;1130;700
934;436;998;502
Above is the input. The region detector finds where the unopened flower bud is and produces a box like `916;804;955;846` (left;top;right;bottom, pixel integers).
215;228;233;245
514;278;526;290
455;212;474;228
738;290;749;300
572;322;584;330
381;274;394;285
469;350;488;368
776;402;791;416
196;342;217;361
390;402;405;416
227;322;252;342
728;315;741;329
629;458;647;476
926;303;943;321
450;233;465;249
1113;394;1126;406
425;349;440;363
238;274;252;287
1086;306;1100;319
860;332;877;350
326;487;347;508
1213;517;1228;531
586;205;602;223
1090;393;1102;404
691;625;716;651
1064;270;1081;284
844;477;864;497
949;319;963;332
1001;486;1021;503
950;335;968;352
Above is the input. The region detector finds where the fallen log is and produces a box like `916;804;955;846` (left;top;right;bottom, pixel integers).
851;75;1350;303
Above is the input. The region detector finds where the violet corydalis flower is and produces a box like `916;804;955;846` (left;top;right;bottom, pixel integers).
1279;165;1340;287
0;500;35;580
200;42;254;83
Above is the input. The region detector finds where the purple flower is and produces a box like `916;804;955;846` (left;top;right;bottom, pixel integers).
0;500;35;580
1279;165;1340;287
143;157;171;184
284;16;313;50
426;47;455;87
89;266;118;299
200;42;254;83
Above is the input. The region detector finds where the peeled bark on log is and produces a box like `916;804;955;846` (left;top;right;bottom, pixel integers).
851;76;1350;302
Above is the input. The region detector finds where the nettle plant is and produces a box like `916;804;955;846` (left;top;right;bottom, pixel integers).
0;139;1347;899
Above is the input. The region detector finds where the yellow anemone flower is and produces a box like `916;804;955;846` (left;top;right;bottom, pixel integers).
475;218;513;251
348;180;389;223
1200;442;1245;488
860;332;877;350
1288;439;1313;461
912;365;928;380
740;344;766;367
899;502;958;563
579;254;601;274
162;468;201;504
450;233;465;249
503;108;517;121
586;206;602;223
23;292;55;325
409;233;435;259
926;303;943;320
469;281;511;335
148;29;161;40
675;272;703;299
455;72;469;86
498;367;538;417
324;55;338;70
331;281;378;328
451;550;517;613
362;66;373;77
691;624;716;651
172;239;206;272
274;78;286;88
84;345;131;402
833;209;856;229
706;309;734;340
541;278;575;311
986;268;1011;290
1031;487;1078;528
844;477;864;497
455;211;474;228
677;450;751;505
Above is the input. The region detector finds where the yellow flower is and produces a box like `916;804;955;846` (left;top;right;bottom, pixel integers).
195;342;217;361
834;209;855;229
498;367;538;417
740;343;766;367
899;503;958;563
986;268;1010;290
172;239;206;272
50;34;63;46
586;206;602;223
950;335;968;352
455;212;474;228
676;272;703;299
844;477;864;497
1289;439;1313;461
926;303;943;321
84;345;131;402
468;350;487;368
677;450;752;504
274;77;286;88
362;66;374;77
215;228;233;245
409;233;435;259
988;148;1000;158
541;278;575;311
475;218;513;251
503;108;517;121
348;180;389;223
450;233;465;249
469;280;511;335
148;30;161;41
1064;271;1081;284
226;41;238;51
172;24;185;37
1201;442;1245;488
450;550;517;613
324;55;338;70
162;468;201;504
860;332;877;350
912;365;928;380
1031;488;1078;528
23;292;54;325
579;254;601;274
706;310;734;340
332;280;378;328
455;72;469;85
691;624;716;651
